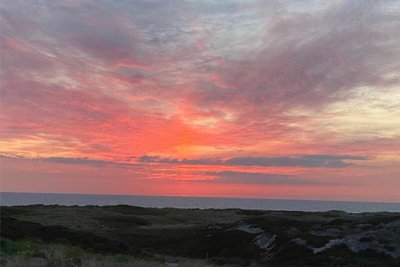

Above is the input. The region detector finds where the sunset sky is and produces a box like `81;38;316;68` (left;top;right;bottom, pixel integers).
1;0;399;202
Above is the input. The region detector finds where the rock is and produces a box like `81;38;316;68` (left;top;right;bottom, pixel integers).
229;221;277;253
292;237;307;246
310;228;342;238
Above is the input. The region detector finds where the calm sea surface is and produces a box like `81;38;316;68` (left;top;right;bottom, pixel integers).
1;192;399;213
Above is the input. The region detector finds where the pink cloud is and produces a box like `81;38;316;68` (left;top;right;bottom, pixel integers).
1;0;399;201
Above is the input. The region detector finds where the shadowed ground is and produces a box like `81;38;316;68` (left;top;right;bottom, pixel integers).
1;205;399;266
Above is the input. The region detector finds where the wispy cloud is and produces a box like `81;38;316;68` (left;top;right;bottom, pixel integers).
139;154;368;168
205;171;333;185
42;157;111;166
0;154;134;168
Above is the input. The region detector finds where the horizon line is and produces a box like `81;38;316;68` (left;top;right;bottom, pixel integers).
1;191;399;205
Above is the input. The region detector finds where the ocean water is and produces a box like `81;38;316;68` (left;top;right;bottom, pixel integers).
1;192;399;213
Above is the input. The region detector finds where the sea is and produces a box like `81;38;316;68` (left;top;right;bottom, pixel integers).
1;192;399;213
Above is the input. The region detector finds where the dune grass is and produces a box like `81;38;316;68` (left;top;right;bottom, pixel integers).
0;239;234;267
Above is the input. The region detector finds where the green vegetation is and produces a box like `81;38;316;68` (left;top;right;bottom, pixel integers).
0;239;230;267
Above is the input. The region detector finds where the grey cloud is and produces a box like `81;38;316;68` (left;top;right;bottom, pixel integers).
41;157;144;169
300;154;369;160
225;157;349;168
205;171;330;185
43;157;109;166
206;1;400;115
139;154;368;168
0;154;135;168
139;155;223;165
1;0;150;65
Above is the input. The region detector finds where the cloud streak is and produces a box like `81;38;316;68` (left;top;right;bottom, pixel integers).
205;171;331;185
139;154;368;168
0;154;135;167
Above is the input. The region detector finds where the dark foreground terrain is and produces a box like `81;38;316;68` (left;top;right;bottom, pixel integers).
1;205;399;266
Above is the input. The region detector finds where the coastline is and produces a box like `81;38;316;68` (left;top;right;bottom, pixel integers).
2;192;399;213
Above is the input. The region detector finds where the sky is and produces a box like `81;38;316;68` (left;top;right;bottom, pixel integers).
1;0;400;202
